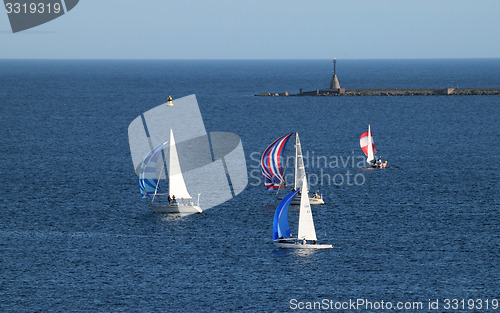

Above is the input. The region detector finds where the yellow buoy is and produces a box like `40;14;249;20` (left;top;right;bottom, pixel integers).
167;95;173;106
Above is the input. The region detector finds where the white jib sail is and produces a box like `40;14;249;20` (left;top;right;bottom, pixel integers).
367;124;374;163
169;128;192;199
297;173;317;241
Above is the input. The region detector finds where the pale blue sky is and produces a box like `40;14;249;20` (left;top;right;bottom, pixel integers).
1;0;499;59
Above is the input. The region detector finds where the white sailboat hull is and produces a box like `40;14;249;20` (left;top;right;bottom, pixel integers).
277;194;325;205
274;242;333;249
294;196;324;205
151;203;202;214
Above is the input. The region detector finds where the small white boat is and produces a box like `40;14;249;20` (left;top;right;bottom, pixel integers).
261;132;325;205
279;192;325;206
272;139;332;249
139;128;202;214
360;124;387;168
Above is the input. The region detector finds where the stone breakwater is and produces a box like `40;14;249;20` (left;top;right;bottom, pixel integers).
256;87;500;97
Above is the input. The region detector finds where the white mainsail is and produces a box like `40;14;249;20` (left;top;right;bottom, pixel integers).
296;134;317;241
168;128;192;199
367;124;374;163
294;132;305;190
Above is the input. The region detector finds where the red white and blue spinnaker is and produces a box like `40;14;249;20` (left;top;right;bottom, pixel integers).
260;133;293;190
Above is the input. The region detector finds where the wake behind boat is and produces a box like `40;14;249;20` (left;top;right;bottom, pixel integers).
139;128;202;214
360;124;387;168
261;132;325;205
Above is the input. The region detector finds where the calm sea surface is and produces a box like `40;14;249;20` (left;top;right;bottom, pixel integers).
0;59;499;312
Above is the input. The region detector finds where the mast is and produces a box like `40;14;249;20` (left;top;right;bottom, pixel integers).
168;128;192;198
294;132;316;240
367;124;374;163
294;132;298;190
294;132;305;191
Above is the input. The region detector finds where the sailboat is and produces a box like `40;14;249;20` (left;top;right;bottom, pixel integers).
261;132;324;205
139;128;202;214
359;124;387;168
272;150;332;249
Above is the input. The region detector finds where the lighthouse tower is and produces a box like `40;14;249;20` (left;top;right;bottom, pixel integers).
329;59;341;90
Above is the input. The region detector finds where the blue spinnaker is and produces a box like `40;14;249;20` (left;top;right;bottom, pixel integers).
139;141;168;198
273;189;300;241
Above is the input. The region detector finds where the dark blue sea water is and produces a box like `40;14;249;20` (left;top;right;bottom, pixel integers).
0;59;499;312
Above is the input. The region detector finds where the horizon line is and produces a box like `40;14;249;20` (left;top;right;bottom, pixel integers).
1;57;499;61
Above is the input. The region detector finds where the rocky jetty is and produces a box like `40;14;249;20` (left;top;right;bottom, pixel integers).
256;88;500;97
256;60;500;97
